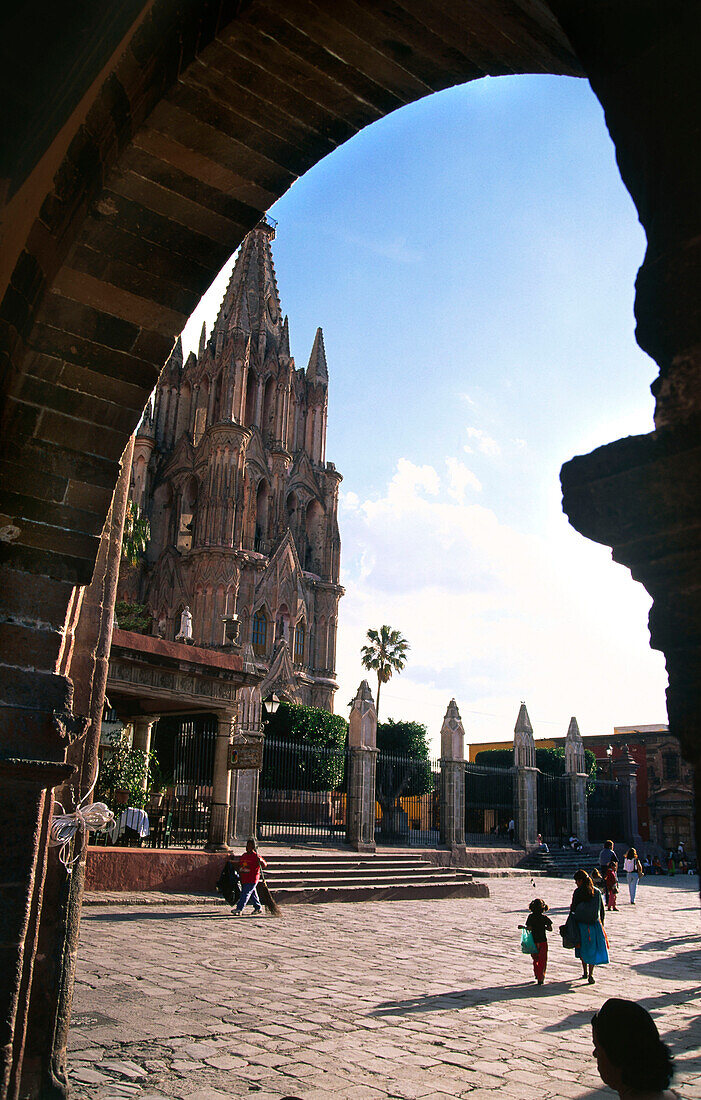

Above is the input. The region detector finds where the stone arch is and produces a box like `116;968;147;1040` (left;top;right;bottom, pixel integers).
3;7;701;1094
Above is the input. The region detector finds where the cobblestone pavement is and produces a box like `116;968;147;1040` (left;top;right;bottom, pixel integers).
69;876;701;1100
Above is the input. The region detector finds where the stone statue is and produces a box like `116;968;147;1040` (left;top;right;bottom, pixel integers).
176;605;193;642
156;612;167;638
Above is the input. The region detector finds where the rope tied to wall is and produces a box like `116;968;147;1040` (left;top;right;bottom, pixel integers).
49;774;114;873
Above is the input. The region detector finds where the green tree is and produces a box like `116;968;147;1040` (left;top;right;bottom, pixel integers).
122;499;150;565
376;719;433;837
97;730;160;810
114;600;152;633
360;625;409;719
474;745;597;794
262;703;347;791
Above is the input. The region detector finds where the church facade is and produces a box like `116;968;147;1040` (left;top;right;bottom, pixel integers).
124;218;343;711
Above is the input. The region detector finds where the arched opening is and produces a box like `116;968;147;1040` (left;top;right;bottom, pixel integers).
3;8;701;1094
275;603;291;646
293;618;305;665
261;375;276;440
255;479;270;551
177;476;198;552
251;607;268;656
243;371;257;427
304;498;325;574
192;378;210;445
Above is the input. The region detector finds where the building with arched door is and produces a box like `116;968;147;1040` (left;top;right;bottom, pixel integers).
121;218;343;710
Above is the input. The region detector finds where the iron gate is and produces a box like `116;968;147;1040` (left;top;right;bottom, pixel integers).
587;777;623;843
375;752;440;846
464;763;514;843
257;737;348;841
537;771;571;845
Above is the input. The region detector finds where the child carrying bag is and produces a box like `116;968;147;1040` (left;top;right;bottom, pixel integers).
520;928;537;954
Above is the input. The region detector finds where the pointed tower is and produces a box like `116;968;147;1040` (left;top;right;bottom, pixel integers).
565;716;586;775
125;218;343;713
514;702;535;769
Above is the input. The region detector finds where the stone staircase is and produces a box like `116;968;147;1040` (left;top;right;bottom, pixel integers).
520;846;600;878
262;852;488;904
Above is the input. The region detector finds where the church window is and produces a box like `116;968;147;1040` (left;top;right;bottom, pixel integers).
294;621;305;663
252;610;268;655
663;752;679;780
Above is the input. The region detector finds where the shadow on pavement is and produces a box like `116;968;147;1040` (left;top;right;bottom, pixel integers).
370;979;579;1015
82;910;231;922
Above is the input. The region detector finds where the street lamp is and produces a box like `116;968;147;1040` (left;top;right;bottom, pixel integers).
264;693;281;716
606;744;613;780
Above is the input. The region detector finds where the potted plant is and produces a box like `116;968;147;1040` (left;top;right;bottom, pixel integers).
97;730;160;810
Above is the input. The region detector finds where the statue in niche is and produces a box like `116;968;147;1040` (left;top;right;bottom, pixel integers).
156;612;167;638
176;606;193;643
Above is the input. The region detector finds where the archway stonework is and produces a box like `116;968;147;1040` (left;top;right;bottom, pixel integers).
2;2;701;1096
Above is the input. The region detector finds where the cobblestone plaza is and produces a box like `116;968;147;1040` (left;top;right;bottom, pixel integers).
69;877;700;1099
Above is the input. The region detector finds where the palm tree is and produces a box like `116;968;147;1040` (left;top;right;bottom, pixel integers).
360;625;409;719
121;500;150;566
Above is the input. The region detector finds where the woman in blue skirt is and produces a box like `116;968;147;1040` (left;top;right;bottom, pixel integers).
570;869;609;984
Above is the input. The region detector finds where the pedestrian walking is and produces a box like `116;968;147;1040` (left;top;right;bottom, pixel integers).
570;869;609;984
232;836;266;917
508;817;515;843
598;838;615;872
519;898;552;985
623;847;644;904
604;859;620;910
591;998;679;1098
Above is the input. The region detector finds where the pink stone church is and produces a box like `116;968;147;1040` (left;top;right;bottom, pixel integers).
122;218;343;711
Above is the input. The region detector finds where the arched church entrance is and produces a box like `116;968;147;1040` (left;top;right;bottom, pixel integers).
2;3;701;1096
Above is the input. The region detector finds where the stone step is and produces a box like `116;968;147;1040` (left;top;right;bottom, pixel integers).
266;872;474;889
267;881;489;904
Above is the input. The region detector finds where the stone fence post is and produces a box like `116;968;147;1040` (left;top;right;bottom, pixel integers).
565;716;589;844
513;702;538;848
613;746;642;848
439;699;466;851
346;681;378;852
207;707;236;850
228;685;263;843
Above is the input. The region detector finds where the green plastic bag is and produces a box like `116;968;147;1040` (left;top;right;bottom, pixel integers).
520;928;537;954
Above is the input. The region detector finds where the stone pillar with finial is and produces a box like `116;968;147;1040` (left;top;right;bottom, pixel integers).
564;716;589;844
613;745;642;848
346;681;378;852
439;699;466;851
513;701;538;848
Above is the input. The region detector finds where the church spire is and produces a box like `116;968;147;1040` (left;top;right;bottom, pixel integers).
198;321;207;360
212;217;283;346
306;327;328;384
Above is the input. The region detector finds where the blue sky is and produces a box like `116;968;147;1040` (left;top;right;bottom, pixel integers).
182;74;668;753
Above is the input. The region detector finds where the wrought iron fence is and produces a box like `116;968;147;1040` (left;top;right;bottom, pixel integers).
537;771;571;845
375;752;440;846
587;776;623;843
464;762;514;843
257;737;348;841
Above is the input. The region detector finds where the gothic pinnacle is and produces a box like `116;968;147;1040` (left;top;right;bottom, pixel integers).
198;321;207;360
514;702;533;735
306;327;328;384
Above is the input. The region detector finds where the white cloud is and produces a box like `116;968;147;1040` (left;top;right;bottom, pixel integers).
335;455;668;755
445;458;482;502
464;426;501;457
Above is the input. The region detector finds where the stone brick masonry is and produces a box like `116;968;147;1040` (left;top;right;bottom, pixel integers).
68;877;700;1099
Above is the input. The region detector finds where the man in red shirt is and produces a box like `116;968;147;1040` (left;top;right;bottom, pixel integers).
233;837;267;916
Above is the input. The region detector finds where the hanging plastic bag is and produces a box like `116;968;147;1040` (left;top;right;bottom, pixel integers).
520;928;537;954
